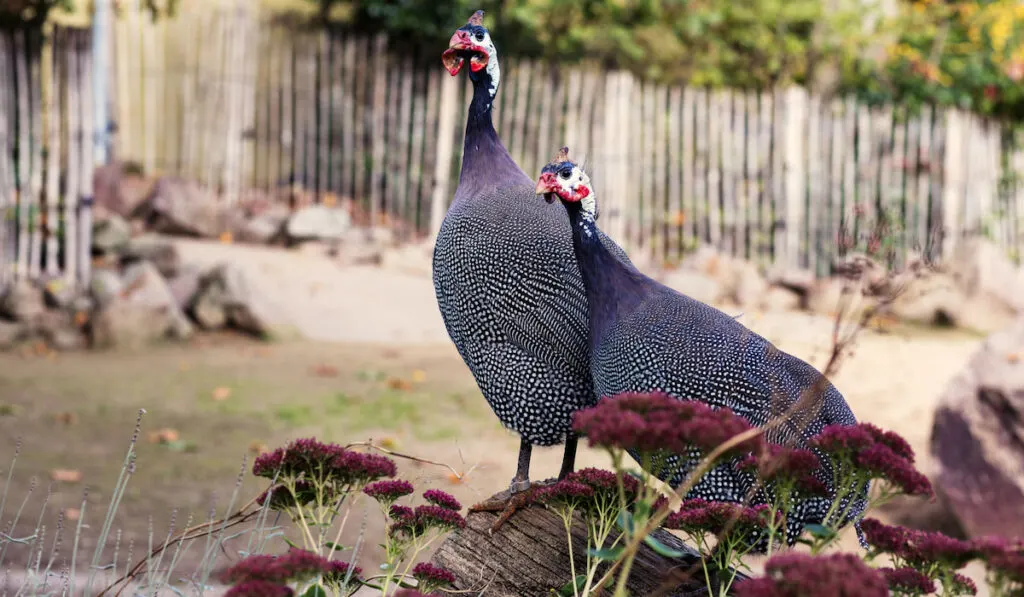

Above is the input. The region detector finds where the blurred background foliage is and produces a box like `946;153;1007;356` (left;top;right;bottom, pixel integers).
11;0;1024;120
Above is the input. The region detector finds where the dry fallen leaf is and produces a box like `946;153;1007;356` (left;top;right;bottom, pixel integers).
51;412;78;426
386;378;413;391
411;370;427;383
322;193;338;207
378;437;398;450
446;471;466;485
64;508;81;521
671;211;686;227
249;441;268;455
219;231;234;244
1008;352;1020;363
311;364;339;378
148;428;180;444
179;361;191;372
73;311;89;327
381;349;401;359
211;386;233;401
51;469;83;483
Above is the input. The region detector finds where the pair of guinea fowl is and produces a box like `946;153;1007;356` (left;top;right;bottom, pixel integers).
432;10;867;545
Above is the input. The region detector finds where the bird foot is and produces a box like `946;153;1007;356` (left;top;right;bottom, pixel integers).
468;478;558;534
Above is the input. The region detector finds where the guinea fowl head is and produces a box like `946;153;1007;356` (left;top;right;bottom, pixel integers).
441;10;496;78
535;147;597;218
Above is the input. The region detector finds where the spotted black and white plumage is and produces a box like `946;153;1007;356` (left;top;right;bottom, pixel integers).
432;16;632;465
536;155;869;547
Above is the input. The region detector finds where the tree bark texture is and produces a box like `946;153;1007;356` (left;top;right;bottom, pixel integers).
430;494;748;597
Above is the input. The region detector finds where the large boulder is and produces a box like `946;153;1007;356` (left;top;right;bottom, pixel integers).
132;177;222;238
89;261;193;349
232;203;289;245
189;263;294;339
930;317;1024;539
93;161;154;218
661;270;722;305
120;234;180;278
285;205;351;244
947;237;1024;312
888;271;1017;333
92;214;132;255
0;279;44;324
0;319;27;350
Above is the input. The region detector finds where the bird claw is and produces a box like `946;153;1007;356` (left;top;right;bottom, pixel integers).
467;478;560;533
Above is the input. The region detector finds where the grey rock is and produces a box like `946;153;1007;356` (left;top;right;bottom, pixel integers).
765;265;816;296
194;263;290;339
948;237;1024;312
133;177;222;238
0;279;44;323
0;319;27;350
36;311;86;351
121;234;180;278
761;286;802;312
166;265;203;312
661;270;722;305
729;261;769;308
286;205;352;243
92;214;132;254
42;276;78;310
931;317;1024;539
90;261;193;348
237;205;288;244
89;268;124;310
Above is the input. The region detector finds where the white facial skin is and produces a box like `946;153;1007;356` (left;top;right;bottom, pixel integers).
553;165;598;224
477;31;500;103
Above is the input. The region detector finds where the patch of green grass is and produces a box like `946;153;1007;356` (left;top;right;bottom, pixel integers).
274;404;317;426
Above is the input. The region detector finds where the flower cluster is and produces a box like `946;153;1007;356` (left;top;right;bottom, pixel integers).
390;504;467;539
810;424;932;498
976;536;1024;591
737;444;828;498
534;480;594;508
253;438;396;487
573;392;763;461
363;480;415;506
663;498;778;545
412;562;456;593
221;549;362;586
735;553;889;597
224;580;294;597
422;489;462;511
878;567;936;595
256;481;317;512
861;518;979;571
947;573;977;596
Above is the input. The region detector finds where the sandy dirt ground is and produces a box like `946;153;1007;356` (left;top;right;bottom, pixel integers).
0;239;993;595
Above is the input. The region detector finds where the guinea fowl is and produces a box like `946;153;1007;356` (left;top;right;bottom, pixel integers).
534;148;869;545
432;12;633;528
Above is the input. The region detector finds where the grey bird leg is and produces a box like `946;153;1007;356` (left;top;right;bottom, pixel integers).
510;439;532;492
469;438;558;533
557;433;578;480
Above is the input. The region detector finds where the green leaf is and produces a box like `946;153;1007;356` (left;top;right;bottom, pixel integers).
643;534;687;558
324;541;350;551
586;546;625;561
283;537;299;548
300;585;327;597
557;575;588;596
803;524;836;540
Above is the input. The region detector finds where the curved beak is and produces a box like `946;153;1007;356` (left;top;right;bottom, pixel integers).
535;172;557;203
441;30;489;76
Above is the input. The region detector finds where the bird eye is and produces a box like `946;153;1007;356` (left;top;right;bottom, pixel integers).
474;32;485;42
558;169;572;180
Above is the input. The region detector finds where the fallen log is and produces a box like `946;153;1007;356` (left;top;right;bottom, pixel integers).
431;492;748;596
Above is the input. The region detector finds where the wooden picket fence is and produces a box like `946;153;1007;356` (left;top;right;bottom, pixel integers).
6;5;1024;283
0;25;95;287
109;5;1024;274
